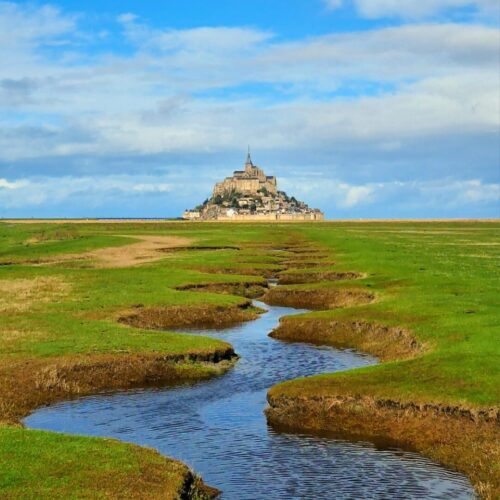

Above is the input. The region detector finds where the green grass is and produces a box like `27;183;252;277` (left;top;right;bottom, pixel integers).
0;225;272;359
2;220;498;402
0;223;134;263
0;221;286;498
1;220;498;497
0;427;190;499
272;221;500;407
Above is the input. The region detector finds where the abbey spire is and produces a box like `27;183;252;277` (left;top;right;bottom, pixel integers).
245;145;253;171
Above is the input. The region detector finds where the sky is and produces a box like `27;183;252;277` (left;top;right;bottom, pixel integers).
0;0;499;219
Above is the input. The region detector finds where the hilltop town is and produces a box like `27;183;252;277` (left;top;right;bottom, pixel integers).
183;151;324;221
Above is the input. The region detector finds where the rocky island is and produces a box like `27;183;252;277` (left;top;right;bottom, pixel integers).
183;151;324;221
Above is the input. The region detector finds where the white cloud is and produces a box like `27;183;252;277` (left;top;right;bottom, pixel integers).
324;0;500;19
282;177;500;211
2;175;497;213
155;27;272;53
324;0;344;10
0;175;172;208
119;15;272;56
0;2;498;218
0;9;498;160
117;13;138;24
397;0;497;18
341;184;375;207
0;178;28;189
0;2;75;46
440;179;499;204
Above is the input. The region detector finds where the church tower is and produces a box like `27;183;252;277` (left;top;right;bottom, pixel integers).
245;146;253;173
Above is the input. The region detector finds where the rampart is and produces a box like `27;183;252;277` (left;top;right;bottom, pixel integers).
216;212;324;222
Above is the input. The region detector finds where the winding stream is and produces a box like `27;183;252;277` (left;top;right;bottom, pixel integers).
26;300;474;499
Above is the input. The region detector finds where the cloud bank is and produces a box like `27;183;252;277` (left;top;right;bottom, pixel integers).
0;1;498;218
324;0;499;19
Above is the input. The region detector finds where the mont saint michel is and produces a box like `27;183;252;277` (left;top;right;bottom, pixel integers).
183;151;324;221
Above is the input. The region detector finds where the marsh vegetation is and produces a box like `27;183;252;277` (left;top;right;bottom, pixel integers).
0;220;498;498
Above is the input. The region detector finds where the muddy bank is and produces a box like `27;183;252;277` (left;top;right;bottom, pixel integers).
285;248;327;255
0;350;236;424
283;253;330;261
278;271;362;285
160;245;240;253
194;265;285;279
281;260;336;269
266;393;500;499
181;469;220;500
263;286;374;310
271;317;421;360
119;301;259;330
176;281;268;299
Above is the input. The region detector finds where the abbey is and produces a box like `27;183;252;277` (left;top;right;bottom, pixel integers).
213;151;277;197
183;150;324;221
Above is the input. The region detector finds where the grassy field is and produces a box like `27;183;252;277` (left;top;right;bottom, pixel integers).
273;221;499;405
0;221;284;499
0;427;201;499
265;221;499;498
0;220;498;498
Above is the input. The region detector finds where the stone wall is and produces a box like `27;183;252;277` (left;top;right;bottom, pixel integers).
213;177;277;196
216;212;324;222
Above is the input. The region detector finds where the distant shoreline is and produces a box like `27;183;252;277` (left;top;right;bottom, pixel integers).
1;218;499;224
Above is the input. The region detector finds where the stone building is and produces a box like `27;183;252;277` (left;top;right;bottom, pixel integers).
213;150;277;197
183;150;324;221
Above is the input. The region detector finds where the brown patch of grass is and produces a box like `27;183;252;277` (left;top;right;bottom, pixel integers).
0;329;45;349
285;248;326;255
270;317;422;360
119;302;258;330
194;265;285;278
176;281;268;299
19;235;194;268
278;271;362;285
24;229;79;245
266;394;500;499
263;286;374;310
86;235;194;268
160;245;240;252
284;253;330;261
0;350;236;423
0;277;69;313
282;260;336;269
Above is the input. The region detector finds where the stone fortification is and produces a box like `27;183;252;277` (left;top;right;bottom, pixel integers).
183;151;324;221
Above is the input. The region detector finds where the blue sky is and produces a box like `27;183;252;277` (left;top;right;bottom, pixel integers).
0;0;499;218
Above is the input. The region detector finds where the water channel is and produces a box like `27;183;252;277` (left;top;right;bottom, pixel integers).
25;300;474;499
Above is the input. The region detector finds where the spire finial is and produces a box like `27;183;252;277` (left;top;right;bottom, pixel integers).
246;145;252;166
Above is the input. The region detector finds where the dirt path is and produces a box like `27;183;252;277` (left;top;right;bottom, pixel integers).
31;235;194;268
86;235;193;268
